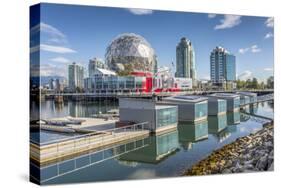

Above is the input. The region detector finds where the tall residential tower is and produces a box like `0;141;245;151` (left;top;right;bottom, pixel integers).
210;46;236;84
68;62;84;92
88;58;106;78
175;37;196;85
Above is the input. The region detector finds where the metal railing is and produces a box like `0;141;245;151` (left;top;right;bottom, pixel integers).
31;122;148;146
31;136;150;183
44;89;274;96
31;122;149;162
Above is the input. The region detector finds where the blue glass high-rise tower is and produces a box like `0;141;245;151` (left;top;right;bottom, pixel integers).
175;37;196;83
210;46;236;84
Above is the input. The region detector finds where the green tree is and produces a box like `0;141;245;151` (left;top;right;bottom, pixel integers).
266;76;274;89
246;79;252;89
252;77;258;89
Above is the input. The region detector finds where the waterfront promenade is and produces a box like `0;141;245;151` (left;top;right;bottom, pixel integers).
44;89;274;100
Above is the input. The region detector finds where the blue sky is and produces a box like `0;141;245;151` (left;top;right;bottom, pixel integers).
30;3;274;82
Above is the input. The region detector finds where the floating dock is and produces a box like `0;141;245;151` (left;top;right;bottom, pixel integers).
30;117;149;165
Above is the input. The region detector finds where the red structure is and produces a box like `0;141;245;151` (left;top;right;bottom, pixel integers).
130;71;182;93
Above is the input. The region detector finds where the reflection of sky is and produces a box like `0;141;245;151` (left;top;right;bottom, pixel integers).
254;102;274;119
39;100;118;119
128;169;157;179
37;101;273;184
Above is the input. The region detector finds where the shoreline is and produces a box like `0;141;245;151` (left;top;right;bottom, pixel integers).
183;124;274;176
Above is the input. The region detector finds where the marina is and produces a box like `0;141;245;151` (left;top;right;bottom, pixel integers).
28;4;275;185
30;93;274;184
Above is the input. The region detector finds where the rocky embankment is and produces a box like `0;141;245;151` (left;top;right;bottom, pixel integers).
183;124;274;176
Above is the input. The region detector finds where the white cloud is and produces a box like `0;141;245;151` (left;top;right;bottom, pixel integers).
40;63;67;77
208;14;216;18
214;15;242;30
264;32;273;39
127;8;153;15
30;44;76;54
238;48;249;54
238;45;261;54
265;17;274;28
30;45;40;53
251;45;261;53
50;57;71;63
264;67;273;71
238;70;253;80
31;22;67;44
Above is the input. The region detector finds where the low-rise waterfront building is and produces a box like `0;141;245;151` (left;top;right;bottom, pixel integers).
206;96;227;115
119;98;178;133
239;95;250;106
84;69;148;93
237;92;257;104
209;93;240;112
160;95;208;122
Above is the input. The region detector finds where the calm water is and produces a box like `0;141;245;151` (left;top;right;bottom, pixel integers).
30;100;118;144
30;99;274;184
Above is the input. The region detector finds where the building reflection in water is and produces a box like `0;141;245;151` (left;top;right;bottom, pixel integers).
267;100;274;109
227;110;240;125
68;101;118;117
226;112;239;134
250;104;258;114
241;105;250;113
208;114;227;134
178;120;208;150
240;113;250;122
54;102;64;112
208;114;231;142
118;130;179;164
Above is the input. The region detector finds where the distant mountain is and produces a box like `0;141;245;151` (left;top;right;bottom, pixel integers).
31;76;66;86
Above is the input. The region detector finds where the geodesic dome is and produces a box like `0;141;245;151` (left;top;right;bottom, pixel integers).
105;33;157;73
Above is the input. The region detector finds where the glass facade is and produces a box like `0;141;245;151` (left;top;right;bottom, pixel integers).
233;97;240;109
194;121;208;140
218;100;227;113
249;96;257;103
210;50;226;83
156;107;177;128
175;37;197;81
217;114;227;131
85;75;145;92
241;96;250;105
68;63;84;91
195;102;208;119
225;54;236;81
210;47;236;83
156;131;179;156
227;111;241;125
